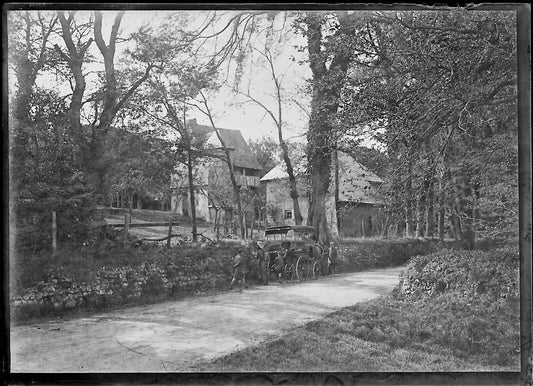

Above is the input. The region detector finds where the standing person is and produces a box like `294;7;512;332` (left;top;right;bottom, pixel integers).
255;241;268;285
313;238;326;276
274;249;285;283
327;241;338;275
230;247;249;289
247;240;267;285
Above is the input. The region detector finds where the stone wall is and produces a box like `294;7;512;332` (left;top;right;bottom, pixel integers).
11;258;232;320
11;238;465;321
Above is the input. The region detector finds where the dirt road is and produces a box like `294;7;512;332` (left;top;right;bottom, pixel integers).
10;266;404;372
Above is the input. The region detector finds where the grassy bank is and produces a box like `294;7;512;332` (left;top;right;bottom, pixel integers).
198;246;520;372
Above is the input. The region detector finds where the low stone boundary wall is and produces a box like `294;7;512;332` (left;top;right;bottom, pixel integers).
11;256;233;321
11;238;472;321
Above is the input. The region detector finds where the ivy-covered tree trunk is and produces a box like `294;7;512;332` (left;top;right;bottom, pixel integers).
304;13;350;243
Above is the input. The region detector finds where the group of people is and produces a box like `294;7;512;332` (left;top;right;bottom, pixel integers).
229;240;268;290
229;238;338;290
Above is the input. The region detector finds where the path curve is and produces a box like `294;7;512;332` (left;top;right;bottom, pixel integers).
10;266;404;372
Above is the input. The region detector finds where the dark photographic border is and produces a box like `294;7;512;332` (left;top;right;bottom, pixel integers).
2;2;530;385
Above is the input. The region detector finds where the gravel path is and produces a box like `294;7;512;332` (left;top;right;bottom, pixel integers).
10;266;404;372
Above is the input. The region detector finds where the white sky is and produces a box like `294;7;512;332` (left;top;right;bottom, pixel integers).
15;10;313;143
121;10;312;142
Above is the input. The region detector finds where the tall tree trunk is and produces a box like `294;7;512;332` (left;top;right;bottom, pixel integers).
57;12;94;192
459;177;475;249
451;176;463;241
280;142;303;225
304;13;350;243
405;173;414;238
128;191;133;216
334;149;340;234
59;11;153;196
187;149;198;242
415;189;425;237
425;178;435;238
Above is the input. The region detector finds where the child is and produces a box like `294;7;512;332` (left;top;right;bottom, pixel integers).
230;248;249;289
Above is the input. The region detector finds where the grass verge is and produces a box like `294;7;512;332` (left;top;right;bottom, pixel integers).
196;246;520;372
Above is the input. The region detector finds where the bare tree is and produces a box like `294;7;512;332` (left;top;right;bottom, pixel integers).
235;44;304;225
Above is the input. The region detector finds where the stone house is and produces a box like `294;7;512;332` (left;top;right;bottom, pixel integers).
171;119;263;226
260;151;386;237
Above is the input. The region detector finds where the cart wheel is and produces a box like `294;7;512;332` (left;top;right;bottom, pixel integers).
296;256;309;281
284;263;296;281
312;260;321;279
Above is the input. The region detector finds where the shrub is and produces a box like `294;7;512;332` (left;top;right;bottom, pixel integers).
397;246;519;301
337;238;461;273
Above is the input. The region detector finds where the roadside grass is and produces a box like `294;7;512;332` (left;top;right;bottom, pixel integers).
198;246;520;372
198;296;518;372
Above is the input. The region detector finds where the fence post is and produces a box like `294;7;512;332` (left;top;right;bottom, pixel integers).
52;211;57;252
167;216;173;248
124;213;130;236
361;219;365;238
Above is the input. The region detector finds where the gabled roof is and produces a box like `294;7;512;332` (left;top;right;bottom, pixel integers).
259;163;307;181
189;119;262;170
260;151;385;205
259;155;308;182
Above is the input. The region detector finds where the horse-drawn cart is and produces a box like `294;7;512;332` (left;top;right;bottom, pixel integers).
261;225;325;282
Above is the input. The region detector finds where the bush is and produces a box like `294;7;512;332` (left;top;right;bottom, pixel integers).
338;238;461;273
13;180;100;253
397;246;519;301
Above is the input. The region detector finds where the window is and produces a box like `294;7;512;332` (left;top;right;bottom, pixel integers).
284;210;293;219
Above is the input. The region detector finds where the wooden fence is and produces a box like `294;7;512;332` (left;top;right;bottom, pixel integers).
51;211;183;251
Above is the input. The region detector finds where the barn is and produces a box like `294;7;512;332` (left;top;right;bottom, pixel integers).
260;151;386;238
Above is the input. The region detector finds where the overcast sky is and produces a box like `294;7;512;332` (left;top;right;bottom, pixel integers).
21;10;312;143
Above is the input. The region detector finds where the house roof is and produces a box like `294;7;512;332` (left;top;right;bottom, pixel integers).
189;119;262;170
261;151;385;205
259;163;307;181
259;154;308;181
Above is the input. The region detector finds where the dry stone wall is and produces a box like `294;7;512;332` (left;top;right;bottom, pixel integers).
11;238;474;321
11;260;231;318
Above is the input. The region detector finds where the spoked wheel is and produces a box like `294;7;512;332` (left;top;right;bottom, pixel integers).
296;256;310;281
312;260;322;279
284;263;296;281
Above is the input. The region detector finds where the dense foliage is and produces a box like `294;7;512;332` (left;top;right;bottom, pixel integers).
338;10;518;242
105;127;176;210
10;86;99;253
8;9;519;256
